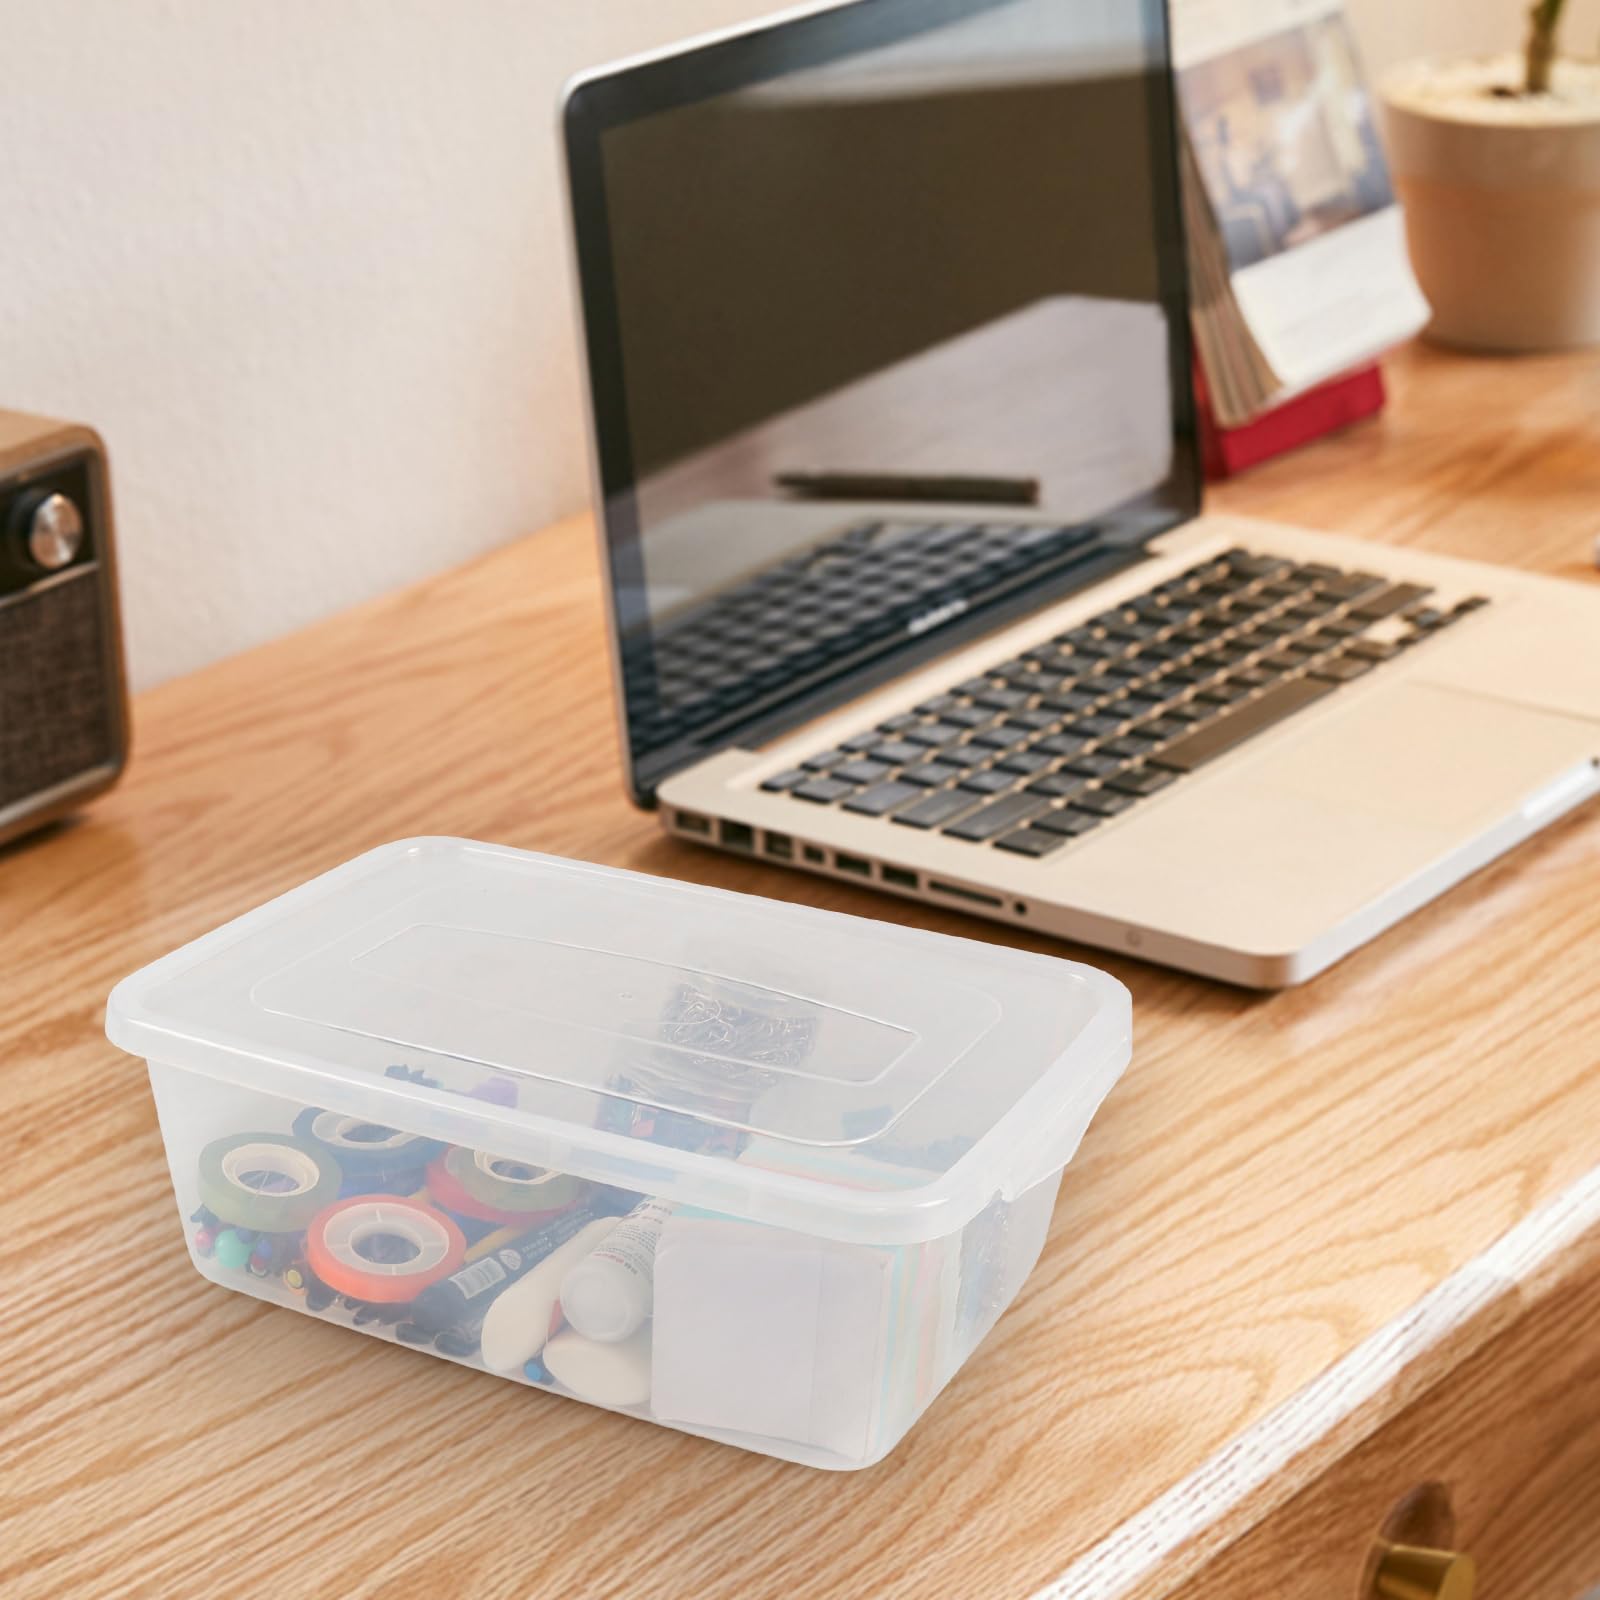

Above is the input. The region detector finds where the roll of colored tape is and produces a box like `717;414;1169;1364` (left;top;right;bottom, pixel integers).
197;1134;342;1232
292;1108;444;1179
446;1145;581;1216
424;1151;536;1226
304;1194;467;1304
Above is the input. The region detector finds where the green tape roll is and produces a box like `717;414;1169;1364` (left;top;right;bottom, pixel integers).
445;1144;581;1215
197;1133;343;1232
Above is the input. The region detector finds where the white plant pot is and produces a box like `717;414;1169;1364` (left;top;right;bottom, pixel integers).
1382;55;1600;352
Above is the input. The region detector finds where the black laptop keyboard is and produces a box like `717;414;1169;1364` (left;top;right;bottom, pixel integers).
764;548;1488;859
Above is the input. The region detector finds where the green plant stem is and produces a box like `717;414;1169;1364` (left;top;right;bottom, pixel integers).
1525;0;1567;94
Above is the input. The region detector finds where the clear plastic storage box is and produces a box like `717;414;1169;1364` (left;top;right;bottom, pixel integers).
105;839;1131;1468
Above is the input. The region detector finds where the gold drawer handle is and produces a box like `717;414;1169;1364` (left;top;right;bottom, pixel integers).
1371;1540;1476;1600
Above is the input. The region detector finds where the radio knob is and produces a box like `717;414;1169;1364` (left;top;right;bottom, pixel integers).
14;490;85;571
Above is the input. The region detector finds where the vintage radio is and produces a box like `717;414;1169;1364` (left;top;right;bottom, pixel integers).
0;409;129;848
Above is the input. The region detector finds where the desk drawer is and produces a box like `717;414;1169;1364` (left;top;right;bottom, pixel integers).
1178;1237;1600;1600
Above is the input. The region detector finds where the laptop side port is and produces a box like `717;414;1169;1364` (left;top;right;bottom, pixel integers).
764;832;794;860
835;852;871;878
802;845;826;864
720;820;755;852
927;879;1003;908
674;811;711;836
882;865;918;891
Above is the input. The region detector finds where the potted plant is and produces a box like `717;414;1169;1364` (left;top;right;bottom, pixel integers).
1382;2;1600;350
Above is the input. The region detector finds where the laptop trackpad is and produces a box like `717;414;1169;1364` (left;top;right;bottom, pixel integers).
1064;681;1598;956
1257;680;1599;833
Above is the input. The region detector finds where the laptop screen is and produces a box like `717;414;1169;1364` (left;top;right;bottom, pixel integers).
566;0;1195;799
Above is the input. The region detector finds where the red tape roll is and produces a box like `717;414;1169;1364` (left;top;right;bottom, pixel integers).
304;1194;467;1304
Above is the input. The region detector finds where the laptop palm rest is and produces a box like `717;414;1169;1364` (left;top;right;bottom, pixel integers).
1061;680;1600;959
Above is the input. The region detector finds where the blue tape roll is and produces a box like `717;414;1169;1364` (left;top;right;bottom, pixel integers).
292;1107;444;1182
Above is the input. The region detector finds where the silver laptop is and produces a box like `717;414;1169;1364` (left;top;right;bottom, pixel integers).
561;0;1600;987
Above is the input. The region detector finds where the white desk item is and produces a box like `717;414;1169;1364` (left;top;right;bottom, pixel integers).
106;838;1131;1467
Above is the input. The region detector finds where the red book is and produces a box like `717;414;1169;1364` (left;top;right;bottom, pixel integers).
1196;362;1386;481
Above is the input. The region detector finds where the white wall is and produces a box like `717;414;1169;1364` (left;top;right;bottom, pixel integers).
3;0;1594;691
0;1;764;690
1347;0;1600;77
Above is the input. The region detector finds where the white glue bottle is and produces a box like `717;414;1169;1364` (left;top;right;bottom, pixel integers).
479;1217;617;1375
559;1196;673;1342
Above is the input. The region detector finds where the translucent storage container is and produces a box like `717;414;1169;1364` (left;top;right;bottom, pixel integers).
105;838;1131;1469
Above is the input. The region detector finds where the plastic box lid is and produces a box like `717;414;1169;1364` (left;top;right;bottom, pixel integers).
106;839;1132;1244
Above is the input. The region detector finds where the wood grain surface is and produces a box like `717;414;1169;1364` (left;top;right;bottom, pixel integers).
2;341;1598;1600
1175;1194;1600;1600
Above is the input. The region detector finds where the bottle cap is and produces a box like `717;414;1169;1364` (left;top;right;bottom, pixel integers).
560;1260;640;1342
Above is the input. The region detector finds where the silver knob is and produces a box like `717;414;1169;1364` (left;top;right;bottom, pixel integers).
21;491;85;571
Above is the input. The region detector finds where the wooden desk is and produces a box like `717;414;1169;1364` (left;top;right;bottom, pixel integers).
4;342;1599;1600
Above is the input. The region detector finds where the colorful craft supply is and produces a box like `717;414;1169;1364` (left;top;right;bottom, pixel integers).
197;1133;342;1233
424;1149;540;1226
303;1194;467;1305
212;1229;254;1271
406;1206;599;1338
291;1108;443;1189
445;1146;581;1216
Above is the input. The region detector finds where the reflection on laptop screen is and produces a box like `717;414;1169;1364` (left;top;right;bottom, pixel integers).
572;0;1194;792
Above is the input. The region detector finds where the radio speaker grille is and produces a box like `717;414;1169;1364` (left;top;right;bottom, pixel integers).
0;570;115;810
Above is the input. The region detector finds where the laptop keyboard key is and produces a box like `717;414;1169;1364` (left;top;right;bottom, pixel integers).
1224;549;1291;579
1105;765;1177;797
1150;676;1337;773
974;687;1029;711
1310;654;1375;683
1317;615;1366;638
1008;671;1066;697
1027;771;1089;799
994;827;1069;857
940;744;988;768
1349;582;1431;620
900;762;960;787
843;781;923;816
833;759;892;785
1068;715;1125;739
944;705;996;728
870;739;923;765
1317;571;1386;602
960;767;1020;795
1064;752;1123;778
997;749;1053;775
761;769;809;792
1070;788;1136;818
891;787;981;830
792;777;857;804
943;792;1048;840
907;721;963;746
1042;691;1098;716
1035;805;1102;836
803;749;848;770
971;724;1031;749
